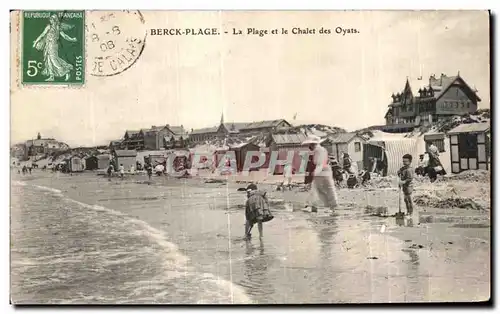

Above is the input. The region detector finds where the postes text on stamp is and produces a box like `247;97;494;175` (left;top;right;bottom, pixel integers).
22;11;85;85
87;10;147;77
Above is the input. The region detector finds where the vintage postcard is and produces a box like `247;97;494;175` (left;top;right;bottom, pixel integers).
10;10;491;304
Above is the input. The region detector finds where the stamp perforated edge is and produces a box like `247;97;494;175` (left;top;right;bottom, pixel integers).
13;10;88;89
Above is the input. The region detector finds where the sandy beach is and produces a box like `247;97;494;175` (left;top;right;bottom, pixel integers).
10;168;490;304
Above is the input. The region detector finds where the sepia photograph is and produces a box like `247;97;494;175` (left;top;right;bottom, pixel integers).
9;10;491;304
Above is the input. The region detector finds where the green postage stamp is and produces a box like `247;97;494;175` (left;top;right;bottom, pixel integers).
22;11;85;85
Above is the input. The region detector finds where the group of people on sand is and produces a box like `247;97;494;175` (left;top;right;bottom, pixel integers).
280;138;375;193
106;163;127;181
18;164;32;175
246;134;430;241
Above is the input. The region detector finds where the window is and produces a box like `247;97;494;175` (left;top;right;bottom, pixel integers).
354;142;361;152
458;134;478;158
426;139;445;153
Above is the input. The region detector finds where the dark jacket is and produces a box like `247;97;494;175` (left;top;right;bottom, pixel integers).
304;154;315;184
245;191;273;224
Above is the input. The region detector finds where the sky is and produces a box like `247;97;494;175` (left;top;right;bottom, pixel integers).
10;10;490;147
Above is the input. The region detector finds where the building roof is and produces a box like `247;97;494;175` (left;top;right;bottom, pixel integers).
271;133;308;145
390;74;481;105
114;150;138;157
190;126;219;135
166;125;186;135
328;132;358;144
240;119;290;130
448;123;490;135
384;108;393;118
149;125;166;131
423;132;445;141
222;122;248;132
435;76;481;102
125;130;141;137
96;154;111;160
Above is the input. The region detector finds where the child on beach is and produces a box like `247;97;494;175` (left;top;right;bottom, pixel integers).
119;164;125;179
244;184;274;240
107;164;114;181
145;162;153;181
397;154;414;216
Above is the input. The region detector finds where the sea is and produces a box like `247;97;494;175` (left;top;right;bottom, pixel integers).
10;170;491;304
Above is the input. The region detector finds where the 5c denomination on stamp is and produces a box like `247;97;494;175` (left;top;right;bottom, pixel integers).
22;11;85;85
87;10;147;77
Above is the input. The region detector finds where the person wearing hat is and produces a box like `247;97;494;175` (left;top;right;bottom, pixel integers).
302;135;338;212
244;183;273;240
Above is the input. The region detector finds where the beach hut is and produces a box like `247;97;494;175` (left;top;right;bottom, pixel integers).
189;146;214;169
213;146;230;168
165;149;191;174
113;150;137;170
328;132;366;170
265;133;309;174
85;156;99;170
69;156;84;172
229;142;261;172
96;154;111;170
145;153;167;166
448;123;490;173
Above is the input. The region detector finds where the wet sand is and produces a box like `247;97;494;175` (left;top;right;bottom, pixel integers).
10;170;490;303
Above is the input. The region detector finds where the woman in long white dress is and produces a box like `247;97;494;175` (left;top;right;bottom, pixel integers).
303;135;338;212
33;14;77;81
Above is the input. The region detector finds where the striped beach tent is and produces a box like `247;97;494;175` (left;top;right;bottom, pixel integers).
367;134;421;176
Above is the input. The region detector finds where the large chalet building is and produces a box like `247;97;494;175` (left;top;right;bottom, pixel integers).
384;73;481;133
189;115;291;143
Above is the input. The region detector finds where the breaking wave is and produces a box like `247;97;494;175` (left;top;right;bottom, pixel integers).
11;181;252;304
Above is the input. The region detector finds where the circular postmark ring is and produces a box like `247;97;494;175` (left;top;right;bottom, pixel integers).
87;10;147;77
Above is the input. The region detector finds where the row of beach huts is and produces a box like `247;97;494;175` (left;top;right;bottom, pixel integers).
26;121;490;177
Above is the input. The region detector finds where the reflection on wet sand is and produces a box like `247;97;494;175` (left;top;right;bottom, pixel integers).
241;239;275;299
401;248;424;301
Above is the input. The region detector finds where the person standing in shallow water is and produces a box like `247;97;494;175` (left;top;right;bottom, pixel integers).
303;135;338;212
244;184;273;240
